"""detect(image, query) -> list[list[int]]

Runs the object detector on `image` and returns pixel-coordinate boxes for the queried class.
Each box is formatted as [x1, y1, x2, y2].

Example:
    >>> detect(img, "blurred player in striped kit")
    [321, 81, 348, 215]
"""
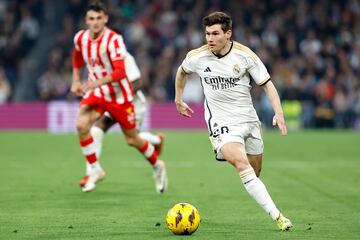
[71, 1, 167, 193]
[82, 52, 165, 189]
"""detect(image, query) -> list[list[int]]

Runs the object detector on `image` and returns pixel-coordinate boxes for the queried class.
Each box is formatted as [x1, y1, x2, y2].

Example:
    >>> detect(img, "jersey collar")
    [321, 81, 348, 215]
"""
[211, 41, 233, 59]
[88, 27, 106, 42]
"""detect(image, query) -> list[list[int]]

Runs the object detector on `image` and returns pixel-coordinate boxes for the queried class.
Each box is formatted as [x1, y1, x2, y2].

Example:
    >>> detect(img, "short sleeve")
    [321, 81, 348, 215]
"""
[72, 30, 84, 68]
[108, 34, 127, 61]
[73, 30, 84, 51]
[247, 54, 270, 86]
[181, 52, 197, 74]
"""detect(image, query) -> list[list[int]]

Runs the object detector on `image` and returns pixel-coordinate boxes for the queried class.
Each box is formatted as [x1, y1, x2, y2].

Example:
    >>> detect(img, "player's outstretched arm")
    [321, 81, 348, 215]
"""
[261, 81, 287, 136]
[175, 66, 194, 118]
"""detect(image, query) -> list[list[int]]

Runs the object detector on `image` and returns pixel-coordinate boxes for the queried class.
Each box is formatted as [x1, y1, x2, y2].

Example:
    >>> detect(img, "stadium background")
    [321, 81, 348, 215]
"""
[0, 0, 359, 131]
[1, 1, 360, 239]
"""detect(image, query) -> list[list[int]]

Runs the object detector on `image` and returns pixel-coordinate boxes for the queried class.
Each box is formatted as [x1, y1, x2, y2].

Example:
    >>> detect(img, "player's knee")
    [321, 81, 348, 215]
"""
[228, 156, 249, 172]
[76, 119, 90, 135]
[76, 125, 88, 135]
[235, 162, 250, 172]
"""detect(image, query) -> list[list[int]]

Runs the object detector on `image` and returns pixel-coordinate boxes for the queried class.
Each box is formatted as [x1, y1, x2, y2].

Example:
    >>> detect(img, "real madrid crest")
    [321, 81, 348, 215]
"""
[233, 64, 241, 74]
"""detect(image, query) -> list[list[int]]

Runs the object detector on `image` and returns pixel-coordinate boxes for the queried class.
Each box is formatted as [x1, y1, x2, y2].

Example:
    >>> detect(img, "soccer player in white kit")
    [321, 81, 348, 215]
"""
[175, 11, 293, 231]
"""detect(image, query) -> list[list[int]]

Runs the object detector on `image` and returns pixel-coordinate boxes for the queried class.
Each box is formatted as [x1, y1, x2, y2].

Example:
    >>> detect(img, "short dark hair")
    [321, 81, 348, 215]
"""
[86, 1, 107, 14]
[202, 12, 232, 32]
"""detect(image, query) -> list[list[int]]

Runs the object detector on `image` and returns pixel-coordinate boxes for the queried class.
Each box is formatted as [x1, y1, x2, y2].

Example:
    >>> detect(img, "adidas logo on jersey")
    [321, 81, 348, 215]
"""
[204, 67, 211, 72]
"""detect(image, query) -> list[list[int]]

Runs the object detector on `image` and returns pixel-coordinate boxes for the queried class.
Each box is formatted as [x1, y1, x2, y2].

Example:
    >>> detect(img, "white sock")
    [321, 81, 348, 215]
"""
[90, 126, 105, 158]
[139, 132, 161, 145]
[86, 162, 92, 176]
[153, 159, 160, 170]
[86, 126, 105, 175]
[89, 161, 101, 174]
[239, 167, 280, 220]
[86, 161, 103, 175]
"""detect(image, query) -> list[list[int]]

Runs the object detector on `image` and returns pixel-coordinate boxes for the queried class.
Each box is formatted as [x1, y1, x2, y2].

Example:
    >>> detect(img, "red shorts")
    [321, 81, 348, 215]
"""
[80, 93, 136, 129]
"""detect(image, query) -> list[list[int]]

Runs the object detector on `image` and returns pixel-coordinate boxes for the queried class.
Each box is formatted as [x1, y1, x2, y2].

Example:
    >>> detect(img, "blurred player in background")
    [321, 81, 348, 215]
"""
[81, 52, 165, 186]
[71, 1, 167, 193]
[175, 11, 293, 231]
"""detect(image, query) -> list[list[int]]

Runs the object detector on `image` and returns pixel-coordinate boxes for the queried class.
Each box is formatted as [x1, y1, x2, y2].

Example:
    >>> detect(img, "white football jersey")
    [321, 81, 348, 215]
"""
[181, 41, 270, 133]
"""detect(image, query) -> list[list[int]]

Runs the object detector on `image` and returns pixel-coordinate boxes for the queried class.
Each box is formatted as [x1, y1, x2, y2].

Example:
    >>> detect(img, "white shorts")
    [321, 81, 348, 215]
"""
[208, 121, 264, 160]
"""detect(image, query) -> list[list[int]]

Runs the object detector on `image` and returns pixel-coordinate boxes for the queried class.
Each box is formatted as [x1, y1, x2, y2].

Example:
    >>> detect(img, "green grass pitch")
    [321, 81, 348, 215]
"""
[0, 130, 359, 239]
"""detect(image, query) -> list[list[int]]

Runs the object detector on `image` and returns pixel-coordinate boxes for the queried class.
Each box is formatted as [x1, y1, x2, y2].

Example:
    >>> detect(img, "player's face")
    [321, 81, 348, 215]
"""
[85, 10, 108, 36]
[205, 24, 231, 54]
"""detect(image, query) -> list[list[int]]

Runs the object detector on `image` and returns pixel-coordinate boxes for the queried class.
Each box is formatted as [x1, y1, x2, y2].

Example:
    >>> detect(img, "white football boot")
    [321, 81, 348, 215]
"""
[153, 160, 168, 193]
[81, 168, 106, 192]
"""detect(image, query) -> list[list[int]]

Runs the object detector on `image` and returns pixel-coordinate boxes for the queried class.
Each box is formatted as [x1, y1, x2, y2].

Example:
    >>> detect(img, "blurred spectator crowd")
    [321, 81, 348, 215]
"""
[0, 0, 42, 102]
[0, 0, 359, 129]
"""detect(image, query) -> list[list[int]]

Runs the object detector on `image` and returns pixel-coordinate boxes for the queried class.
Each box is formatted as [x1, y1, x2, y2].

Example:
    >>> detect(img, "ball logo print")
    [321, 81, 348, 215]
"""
[166, 203, 201, 235]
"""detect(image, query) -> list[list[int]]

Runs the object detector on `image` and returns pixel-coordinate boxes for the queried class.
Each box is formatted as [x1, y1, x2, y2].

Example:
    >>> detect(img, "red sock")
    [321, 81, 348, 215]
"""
[138, 141, 158, 165]
[80, 137, 97, 164]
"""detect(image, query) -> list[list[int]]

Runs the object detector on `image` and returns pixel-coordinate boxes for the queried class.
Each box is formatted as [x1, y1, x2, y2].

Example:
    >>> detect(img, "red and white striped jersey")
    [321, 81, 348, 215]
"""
[73, 27, 134, 104]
